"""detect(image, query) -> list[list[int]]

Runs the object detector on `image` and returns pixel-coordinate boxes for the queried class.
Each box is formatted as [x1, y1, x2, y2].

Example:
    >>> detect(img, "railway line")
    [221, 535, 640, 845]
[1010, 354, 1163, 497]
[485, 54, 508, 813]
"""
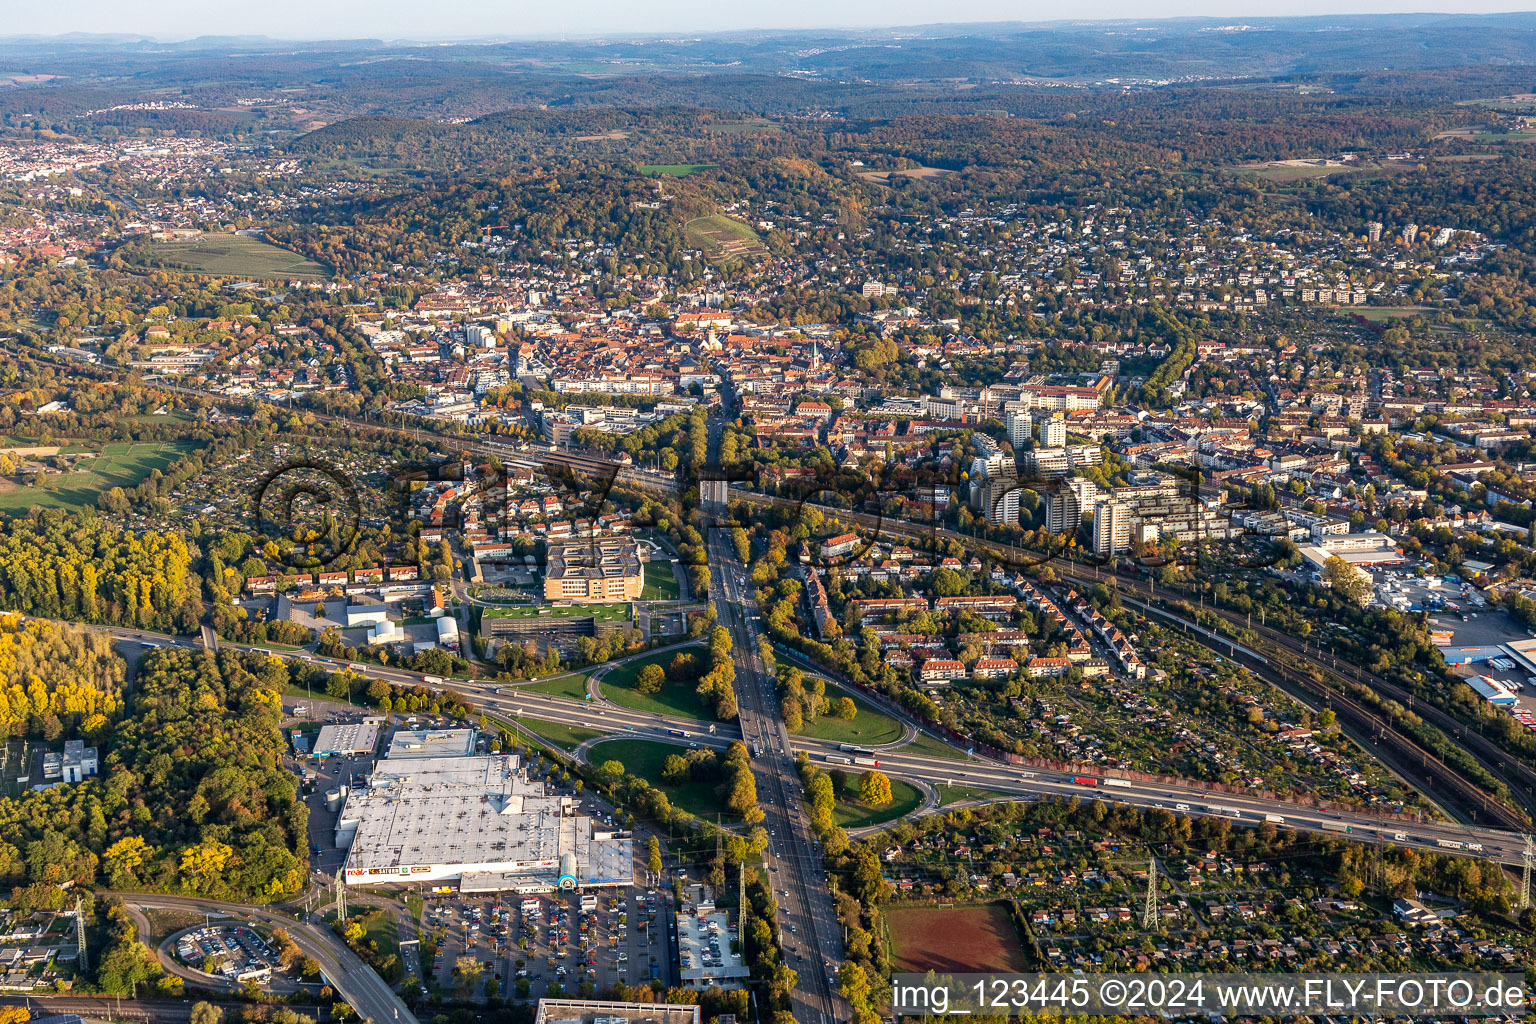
[41, 369, 1533, 833]
[707, 488, 1536, 829]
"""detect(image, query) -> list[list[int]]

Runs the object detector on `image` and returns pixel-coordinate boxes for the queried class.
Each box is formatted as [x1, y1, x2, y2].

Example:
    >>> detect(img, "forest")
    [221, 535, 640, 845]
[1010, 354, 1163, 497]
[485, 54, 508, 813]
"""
[0, 647, 308, 905]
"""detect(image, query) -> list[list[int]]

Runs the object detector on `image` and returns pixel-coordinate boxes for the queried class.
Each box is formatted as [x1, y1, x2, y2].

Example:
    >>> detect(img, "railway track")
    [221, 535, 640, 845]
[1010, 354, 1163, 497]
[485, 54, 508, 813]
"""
[57, 372, 1535, 829]
[711, 488, 1535, 828]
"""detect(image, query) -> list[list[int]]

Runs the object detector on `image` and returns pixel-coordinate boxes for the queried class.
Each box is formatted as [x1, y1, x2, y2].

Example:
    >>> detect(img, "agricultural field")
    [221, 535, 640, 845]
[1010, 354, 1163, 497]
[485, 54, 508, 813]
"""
[856, 166, 952, 185]
[683, 213, 766, 261]
[641, 163, 717, 176]
[886, 903, 1029, 974]
[1231, 159, 1376, 182]
[0, 439, 200, 513]
[130, 233, 330, 280]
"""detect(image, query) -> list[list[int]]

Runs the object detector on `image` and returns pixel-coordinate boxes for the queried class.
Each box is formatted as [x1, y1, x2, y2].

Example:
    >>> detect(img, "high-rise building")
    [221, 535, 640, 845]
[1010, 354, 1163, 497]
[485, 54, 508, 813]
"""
[1007, 409, 1033, 450]
[1046, 489, 1080, 534]
[1402, 223, 1419, 246]
[1027, 448, 1070, 478]
[1040, 414, 1067, 448]
[984, 473, 1022, 526]
[1093, 499, 1131, 556]
[1047, 479, 1102, 534]
[1367, 221, 1383, 244]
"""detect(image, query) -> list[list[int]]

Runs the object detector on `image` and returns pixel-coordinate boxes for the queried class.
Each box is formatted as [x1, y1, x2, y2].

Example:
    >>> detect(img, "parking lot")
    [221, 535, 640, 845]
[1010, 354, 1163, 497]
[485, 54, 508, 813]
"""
[174, 925, 284, 983]
[420, 887, 674, 1001]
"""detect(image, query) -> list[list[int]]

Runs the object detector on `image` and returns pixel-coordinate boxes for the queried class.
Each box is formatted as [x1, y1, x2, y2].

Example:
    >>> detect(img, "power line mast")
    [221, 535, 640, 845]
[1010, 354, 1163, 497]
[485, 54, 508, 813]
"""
[74, 894, 88, 973]
[335, 872, 348, 921]
[1141, 857, 1160, 929]
[1520, 834, 1534, 912]
[738, 861, 746, 946]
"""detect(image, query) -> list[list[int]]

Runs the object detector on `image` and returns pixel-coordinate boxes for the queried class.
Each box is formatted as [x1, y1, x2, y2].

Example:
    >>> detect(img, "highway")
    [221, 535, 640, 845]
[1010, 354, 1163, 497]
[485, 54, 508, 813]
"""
[116, 379, 1530, 828]
[88, 619, 1533, 867]
[708, 529, 846, 1024]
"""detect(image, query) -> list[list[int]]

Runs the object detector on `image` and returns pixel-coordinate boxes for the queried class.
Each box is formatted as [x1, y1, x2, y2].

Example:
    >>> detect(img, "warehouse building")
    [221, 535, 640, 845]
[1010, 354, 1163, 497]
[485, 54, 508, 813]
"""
[387, 727, 478, 759]
[337, 738, 631, 891]
[313, 720, 384, 758]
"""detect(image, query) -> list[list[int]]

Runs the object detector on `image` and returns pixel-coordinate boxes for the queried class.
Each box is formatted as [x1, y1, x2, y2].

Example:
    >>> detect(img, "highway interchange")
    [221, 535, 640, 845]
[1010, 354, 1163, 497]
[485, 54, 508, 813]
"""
[91, 619, 1535, 869]
[707, 529, 845, 1024]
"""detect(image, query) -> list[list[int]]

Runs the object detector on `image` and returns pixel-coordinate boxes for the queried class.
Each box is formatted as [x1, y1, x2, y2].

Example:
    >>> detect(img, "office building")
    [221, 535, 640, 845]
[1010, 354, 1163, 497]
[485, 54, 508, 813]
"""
[544, 536, 644, 603]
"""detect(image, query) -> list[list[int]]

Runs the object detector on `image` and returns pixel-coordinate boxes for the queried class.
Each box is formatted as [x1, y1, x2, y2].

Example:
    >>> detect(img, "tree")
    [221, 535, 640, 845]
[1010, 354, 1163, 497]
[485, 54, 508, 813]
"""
[858, 770, 893, 807]
[189, 1003, 223, 1024]
[647, 836, 663, 880]
[635, 664, 666, 695]
[660, 754, 690, 785]
[780, 695, 803, 732]
[834, 696, 857, 720]
[1322, 555, 1372, 608]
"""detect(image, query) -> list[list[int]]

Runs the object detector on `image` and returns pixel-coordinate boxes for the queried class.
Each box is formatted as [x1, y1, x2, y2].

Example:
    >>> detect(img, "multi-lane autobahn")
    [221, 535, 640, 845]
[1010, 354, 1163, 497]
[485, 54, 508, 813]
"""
[706, 530, 846, 1024]
[74, 617, 1535, 867]
[117, 377, 1536, 829]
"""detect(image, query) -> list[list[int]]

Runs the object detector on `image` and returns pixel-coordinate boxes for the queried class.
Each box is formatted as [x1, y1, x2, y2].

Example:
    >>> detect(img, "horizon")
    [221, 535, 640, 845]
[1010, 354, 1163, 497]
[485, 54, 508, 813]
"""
[4, 2, 1536, 46]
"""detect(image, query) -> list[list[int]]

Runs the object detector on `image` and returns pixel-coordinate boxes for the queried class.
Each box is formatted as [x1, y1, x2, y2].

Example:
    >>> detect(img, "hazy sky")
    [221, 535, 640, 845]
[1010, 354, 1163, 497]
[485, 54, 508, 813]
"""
[11, 0, 1536, 41]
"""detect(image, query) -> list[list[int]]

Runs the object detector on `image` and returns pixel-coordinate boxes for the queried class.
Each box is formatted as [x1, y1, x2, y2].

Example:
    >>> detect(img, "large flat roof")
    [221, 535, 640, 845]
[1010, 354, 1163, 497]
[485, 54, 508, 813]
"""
[387, 727, 478, 759]
[340, 754, 631, 884]
[314, 720, 383, 756]
[534, 1000, 699, 1024]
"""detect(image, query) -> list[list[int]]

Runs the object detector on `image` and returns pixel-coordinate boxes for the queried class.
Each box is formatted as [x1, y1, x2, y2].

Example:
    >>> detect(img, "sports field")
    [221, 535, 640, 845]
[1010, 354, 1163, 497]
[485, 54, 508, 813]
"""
[0, 440, 200, 513]
[132, 234, 330, 280]
[886, 903, 1029, 974]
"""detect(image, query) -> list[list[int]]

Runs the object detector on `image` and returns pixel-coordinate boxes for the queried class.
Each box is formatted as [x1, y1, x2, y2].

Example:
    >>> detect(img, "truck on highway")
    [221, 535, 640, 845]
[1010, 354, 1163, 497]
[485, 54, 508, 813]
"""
[1174, 803, 1191, 812]
[1321, 820, 1354, 834]
[668, 728, 686, 737]
[1103, 779, 1132, 789]
[1436, 838, 1464, 850]
[851, 756, 879, 767]
[1466, 842, 1485, 852]
[423, 675, 445, 685]
[823, 754, 854, 765]
[1264, 813, 1285, 824]
[1072, 776, 1099, 787]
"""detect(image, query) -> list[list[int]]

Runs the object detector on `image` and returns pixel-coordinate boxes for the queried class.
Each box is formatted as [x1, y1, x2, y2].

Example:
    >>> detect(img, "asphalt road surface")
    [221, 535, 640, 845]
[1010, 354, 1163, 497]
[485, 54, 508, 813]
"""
[707, 530, 846, 1024]
[91, 624, 1533, 867]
